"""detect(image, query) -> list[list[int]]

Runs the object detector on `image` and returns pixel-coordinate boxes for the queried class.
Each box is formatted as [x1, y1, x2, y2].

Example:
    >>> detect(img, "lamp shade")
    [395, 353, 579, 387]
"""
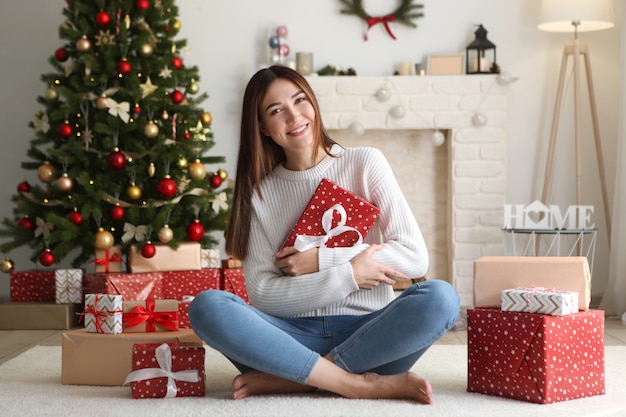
[538, 0, 614, 32]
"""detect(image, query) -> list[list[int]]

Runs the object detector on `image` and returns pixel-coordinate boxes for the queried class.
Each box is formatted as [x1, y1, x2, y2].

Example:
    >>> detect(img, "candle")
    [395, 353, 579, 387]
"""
[398, 61, 413, 75]
[296, 52, 313, 75]
[472, 58, 490, 72]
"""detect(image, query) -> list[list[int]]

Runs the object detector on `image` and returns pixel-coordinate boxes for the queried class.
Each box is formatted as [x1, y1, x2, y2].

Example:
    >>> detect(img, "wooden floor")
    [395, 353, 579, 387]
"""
[1, 314, 625, 366]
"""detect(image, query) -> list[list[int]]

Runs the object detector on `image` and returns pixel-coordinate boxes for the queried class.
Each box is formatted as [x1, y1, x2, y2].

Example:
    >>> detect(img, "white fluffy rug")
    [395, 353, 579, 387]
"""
[1, 344, 625, 417]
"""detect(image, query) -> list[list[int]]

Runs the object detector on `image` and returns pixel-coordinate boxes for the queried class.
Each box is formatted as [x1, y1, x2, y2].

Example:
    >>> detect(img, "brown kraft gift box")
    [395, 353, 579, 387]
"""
[128, 242, 202, 273]
[0, 302, 80, 330]
[61, 328, 201, 386]
[473, 256, 591, 310]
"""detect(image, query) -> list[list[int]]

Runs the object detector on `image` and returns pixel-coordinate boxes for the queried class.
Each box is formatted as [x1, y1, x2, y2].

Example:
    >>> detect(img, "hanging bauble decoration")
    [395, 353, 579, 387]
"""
[54, 47, 68, 62]
[58, 121, 73, 138]
[76, 35, 92, 52]
[170, 89, 184, 105]
[108, 148, 126, 170]
[157, 175, 177, 199]
[39, 249, 55, 267]
[188, 79, 199, 95]
[183, 130, 191, 140]
[141, 241, 156, 258]
[148, 162, 156, 178]
[431, 130, 445, 147]
[172, 57, 183, 70]
[68, 209, 83, 225]
[133, 103, 142, 115]
[94, 227, 115, 250]
[117, 58, 132, 75]
[171, 19, 181, 32]
[200, 111, 212, 126]
[177, 156, 188, 169]
[472, 113, 488, 127]
[44, 87, 59, 102]
[110, 204, 125, 221]
[157, 224, 174, 243]
[209, 172, 222, 189]
[57, 173, 74, 193]
[17, 180, 31, 192]
[135, 0, 150, 11]
[38, 161, 57, 183]
[186, 219, 205, 241]
[144, 120, 159, 138]
[126, 183, 142, 200]
[18, 216, 36, 231]
[95, 10, 111, 27]
[350, 122, 365, 136]
[217, 168, 228, 181]
[161, 110, 169, 120]
[188, 159, 206, 180]
[0, 257, 15, 274]
[96, 94, 109, 111]
[139, 43, 153, 57]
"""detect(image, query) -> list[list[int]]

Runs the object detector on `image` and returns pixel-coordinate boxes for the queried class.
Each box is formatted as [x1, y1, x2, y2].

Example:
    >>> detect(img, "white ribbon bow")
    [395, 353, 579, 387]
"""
[211, 192, 228, 214]
[294, 204, 363, 252]
[123, 343, 201, 398]
[122, 222, 148, 243]
[106, 98, 130, 123]
[34, 217, 54, 239]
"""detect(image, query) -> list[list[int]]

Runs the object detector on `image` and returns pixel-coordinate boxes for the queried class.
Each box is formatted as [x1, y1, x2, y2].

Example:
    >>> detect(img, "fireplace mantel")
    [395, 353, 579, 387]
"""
[307, 75, 509, 308]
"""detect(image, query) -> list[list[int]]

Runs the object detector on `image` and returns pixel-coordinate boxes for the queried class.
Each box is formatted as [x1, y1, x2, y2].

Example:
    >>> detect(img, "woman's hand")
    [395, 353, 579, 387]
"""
[350, 244, 407, 289]
[275, 246, 319, 276]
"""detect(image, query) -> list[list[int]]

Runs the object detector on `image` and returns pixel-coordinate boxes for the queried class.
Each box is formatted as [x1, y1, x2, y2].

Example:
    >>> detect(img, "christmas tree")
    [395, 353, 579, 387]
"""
[0, 0, 231, 271]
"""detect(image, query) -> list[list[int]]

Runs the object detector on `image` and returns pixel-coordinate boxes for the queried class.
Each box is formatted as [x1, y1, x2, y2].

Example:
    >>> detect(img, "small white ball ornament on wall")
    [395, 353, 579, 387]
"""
[350, 122, 365, 136]
[376, 87, 392, 102]
[472, 113, 488, 127]
[431, 130, 445, 147]
[389, 105, 406, 119]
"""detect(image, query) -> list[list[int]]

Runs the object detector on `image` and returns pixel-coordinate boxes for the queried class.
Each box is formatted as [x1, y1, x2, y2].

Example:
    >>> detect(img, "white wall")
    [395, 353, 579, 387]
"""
[0, 0, 621, 300]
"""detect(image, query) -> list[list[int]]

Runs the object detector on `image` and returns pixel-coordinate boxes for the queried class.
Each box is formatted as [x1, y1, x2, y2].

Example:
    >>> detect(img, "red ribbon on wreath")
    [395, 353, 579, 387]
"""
[365, 15, 396, 41]
[123, 299, 179, 332]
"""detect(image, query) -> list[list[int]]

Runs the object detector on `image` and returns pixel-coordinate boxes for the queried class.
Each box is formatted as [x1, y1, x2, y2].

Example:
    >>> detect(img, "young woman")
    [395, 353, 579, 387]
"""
[189, 65, 460, 404]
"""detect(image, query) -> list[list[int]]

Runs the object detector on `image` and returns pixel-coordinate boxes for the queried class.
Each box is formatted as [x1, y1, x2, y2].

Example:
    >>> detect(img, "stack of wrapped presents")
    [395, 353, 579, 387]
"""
[468, 256, 605, 404]
[0, 242, 249, 397]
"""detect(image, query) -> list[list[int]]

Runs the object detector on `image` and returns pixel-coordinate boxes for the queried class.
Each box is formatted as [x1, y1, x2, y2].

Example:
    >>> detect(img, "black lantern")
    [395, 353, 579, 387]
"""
[466, 24, 497, 74]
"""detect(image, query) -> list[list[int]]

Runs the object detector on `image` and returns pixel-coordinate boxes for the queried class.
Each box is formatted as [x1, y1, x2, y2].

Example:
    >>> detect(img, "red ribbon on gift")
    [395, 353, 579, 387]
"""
[123, 299, 179, 332]
[78, 294, 122, 333]
[365, 15, 396, 41]
[89, 248, 123, 273]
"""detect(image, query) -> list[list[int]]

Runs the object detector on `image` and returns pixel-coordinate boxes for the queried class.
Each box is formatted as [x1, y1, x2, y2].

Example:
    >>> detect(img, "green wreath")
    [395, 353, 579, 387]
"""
[339, 0, 424, 40]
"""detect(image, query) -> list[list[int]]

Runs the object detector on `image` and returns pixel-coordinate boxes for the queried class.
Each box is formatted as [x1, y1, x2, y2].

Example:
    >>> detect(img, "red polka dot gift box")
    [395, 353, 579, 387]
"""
[281, 178, 380, 251]
[124, 342, 205, 399]
[467, 308, 605, 404]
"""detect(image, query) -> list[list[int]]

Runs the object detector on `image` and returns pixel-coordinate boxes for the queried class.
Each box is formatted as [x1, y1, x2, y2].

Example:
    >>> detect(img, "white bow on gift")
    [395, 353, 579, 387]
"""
[294, 204, 363, 252]
[123, 343, 201, 398]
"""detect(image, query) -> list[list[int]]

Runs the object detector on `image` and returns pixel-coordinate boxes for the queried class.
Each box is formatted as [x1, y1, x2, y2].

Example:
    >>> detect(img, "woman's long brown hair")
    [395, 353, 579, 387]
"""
[224, 66, 337, 260]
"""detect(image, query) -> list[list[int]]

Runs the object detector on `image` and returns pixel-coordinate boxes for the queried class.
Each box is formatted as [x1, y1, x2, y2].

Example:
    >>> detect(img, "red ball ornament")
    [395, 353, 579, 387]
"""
[135, 0, 150, 10]
[157, 176, 177, 199]
[17, 180, 31, 192]
[108, 148, 126, 170]
[110, 204, 125, 221]
[54, 47, 68, 62]
[58, 121, 73, 138]
[117, 58, 132, 75]
[95, 10, 111, 27]
[209, 172, 223, 189]
[172, 57, 183, 70]
[18, 216, 36, 231]
[170, 89, 184, 105]
[141, 241, 156, 258]
[133, 103, 141, 115]
[68, 210, 83, 225]
[39, 249, 55, 267]
[184, 131, 191, 140]
[186, 219, 205, 241]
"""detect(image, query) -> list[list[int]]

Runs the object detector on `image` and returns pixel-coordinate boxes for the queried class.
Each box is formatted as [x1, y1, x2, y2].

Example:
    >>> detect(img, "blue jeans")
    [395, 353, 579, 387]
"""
[188, 279, 460, 385]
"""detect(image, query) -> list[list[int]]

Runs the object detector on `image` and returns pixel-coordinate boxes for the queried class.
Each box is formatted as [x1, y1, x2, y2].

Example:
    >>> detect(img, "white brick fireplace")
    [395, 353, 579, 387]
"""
[307, 75, 509, 308]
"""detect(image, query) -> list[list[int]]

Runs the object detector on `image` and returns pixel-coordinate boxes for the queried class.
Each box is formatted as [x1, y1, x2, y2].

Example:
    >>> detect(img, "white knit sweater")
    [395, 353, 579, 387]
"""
[244, 145, 429, 318]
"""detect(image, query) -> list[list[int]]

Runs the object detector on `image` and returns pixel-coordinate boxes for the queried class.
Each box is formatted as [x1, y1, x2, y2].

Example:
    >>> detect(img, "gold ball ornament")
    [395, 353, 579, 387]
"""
[188, 80, 199, 95]
[44, 87, 59, 102]
[94, 227, 115, 250]
[157, 225, 174, 243]
[1, 257, 15, 274]
[126, 184, 142, 200]
[96, 95, 109, 111]
[200, 111, 212, 126]
[144, 120, 159, 138]
[177, 156, 188, 169]
[217, 168, 228, 181]
[76, 35, 92, 52]
[57, 173, 74, 193]
[138, 43, 153, 57]
[188, 159, 207, 180]
[38, 161, 57, 183]
[171, 19, 182, 32]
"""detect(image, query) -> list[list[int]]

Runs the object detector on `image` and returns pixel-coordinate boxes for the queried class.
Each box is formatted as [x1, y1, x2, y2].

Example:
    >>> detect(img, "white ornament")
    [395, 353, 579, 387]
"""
[389, 105, 406, 119]
[472, 113, 487, 127]
[375, 87, 391, 102]
[431, 130, 445, 147]
[496, 72, 520, 86]
[350, 122, 365, 136]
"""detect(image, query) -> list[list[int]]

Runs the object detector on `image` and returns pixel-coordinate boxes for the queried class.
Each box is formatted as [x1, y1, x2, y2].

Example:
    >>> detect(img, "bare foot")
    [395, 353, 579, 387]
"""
[345, 372, 433, 404]
[231, 371, 317, 400]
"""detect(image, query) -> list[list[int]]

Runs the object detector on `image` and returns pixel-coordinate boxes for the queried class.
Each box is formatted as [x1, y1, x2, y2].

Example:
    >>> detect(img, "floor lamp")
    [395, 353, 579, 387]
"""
[538, 0, 614, 247]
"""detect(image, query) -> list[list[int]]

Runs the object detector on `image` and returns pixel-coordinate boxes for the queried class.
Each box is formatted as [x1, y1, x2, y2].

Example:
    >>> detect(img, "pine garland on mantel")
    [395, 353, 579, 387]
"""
[339, 0, 424, 40]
